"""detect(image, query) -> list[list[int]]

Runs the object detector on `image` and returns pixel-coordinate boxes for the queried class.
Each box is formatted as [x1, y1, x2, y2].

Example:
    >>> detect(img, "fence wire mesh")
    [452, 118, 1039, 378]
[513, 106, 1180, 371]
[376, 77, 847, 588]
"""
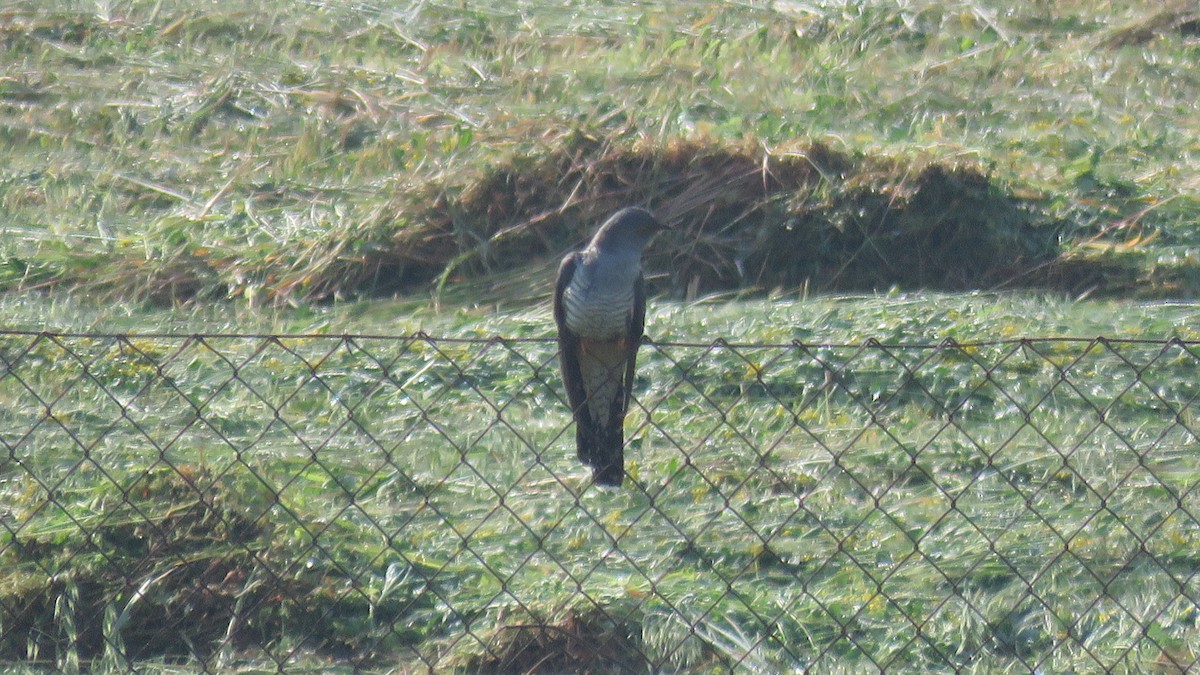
[1, 330, 1198, 672]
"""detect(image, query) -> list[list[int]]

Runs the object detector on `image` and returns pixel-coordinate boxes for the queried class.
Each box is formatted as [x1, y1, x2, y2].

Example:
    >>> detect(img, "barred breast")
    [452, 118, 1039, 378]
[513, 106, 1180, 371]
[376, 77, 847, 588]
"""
[562, 269, 635, 339]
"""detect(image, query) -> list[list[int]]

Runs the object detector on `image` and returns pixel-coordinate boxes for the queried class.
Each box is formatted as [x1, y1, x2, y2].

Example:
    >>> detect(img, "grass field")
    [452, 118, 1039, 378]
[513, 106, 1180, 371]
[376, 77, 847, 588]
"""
[3, 295, 1199, 672]
[2, 0, 1200, 672]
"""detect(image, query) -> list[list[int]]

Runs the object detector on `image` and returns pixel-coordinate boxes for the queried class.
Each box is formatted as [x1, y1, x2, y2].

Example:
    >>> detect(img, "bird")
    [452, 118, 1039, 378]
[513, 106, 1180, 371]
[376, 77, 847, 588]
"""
[554, 207, 669, 487]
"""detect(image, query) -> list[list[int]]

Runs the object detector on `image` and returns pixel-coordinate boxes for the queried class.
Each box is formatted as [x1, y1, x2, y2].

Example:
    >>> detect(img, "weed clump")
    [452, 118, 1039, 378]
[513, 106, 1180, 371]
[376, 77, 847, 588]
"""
[0, 467, 325, 665]
[462, 607, 644, 674]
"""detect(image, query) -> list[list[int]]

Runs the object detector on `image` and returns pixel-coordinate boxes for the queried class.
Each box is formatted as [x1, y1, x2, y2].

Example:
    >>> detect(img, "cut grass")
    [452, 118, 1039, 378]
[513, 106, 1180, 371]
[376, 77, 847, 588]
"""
[2, 294, 1198, 671]
[2, 1, 1198, 305]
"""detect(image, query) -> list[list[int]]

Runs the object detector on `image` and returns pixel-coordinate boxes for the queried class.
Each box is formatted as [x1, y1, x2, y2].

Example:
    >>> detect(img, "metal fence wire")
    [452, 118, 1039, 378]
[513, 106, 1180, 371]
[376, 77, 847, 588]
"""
[1, 330, 1199, 673]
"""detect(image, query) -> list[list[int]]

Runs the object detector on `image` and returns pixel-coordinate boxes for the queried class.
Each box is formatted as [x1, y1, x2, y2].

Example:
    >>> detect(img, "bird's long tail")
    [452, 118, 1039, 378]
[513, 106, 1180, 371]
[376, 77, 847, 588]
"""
[574, 346, 629, 487]
[568, 341, 628, 482]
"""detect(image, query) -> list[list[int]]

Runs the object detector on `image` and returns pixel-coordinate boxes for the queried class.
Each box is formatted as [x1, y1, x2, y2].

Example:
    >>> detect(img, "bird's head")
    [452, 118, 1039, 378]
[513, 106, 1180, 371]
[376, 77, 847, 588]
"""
[589, 207, 670, 253]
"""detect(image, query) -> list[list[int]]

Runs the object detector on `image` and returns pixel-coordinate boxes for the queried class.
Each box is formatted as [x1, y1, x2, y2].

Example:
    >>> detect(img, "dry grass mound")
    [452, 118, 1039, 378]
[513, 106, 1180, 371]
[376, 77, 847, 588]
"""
[365, 135, 1068, 302]
[0, 467, 355, 666]
[10, 132, 1175, 306]
[463, 607, 644, 674]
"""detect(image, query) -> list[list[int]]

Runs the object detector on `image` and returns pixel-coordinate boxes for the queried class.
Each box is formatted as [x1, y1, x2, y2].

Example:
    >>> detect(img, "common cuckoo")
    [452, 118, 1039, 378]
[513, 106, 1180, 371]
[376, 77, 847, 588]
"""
[554, 207, 667, 487]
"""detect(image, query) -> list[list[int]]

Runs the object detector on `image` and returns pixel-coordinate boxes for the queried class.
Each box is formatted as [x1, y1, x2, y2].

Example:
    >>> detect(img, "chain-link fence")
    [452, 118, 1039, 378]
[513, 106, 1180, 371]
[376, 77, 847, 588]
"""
[1, 330, 1198, 672]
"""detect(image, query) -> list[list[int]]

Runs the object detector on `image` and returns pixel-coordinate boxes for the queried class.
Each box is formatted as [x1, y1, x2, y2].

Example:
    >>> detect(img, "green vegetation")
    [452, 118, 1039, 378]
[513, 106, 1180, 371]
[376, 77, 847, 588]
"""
[2, 295, 1199, 671]
[2, 0, 1199, 671]
[1, 0, 1198, 305]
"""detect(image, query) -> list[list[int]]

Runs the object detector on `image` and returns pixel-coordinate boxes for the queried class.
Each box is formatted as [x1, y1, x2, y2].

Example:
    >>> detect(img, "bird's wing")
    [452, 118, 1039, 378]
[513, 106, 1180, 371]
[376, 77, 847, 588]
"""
[621, 272, 646, 414]
[554, 253, 587, 414]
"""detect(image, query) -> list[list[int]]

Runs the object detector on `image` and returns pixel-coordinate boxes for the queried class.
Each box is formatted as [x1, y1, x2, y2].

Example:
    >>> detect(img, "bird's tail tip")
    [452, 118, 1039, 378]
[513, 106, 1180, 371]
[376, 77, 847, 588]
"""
[591, 464, 624, 487]
[576, 423, 625, 487]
